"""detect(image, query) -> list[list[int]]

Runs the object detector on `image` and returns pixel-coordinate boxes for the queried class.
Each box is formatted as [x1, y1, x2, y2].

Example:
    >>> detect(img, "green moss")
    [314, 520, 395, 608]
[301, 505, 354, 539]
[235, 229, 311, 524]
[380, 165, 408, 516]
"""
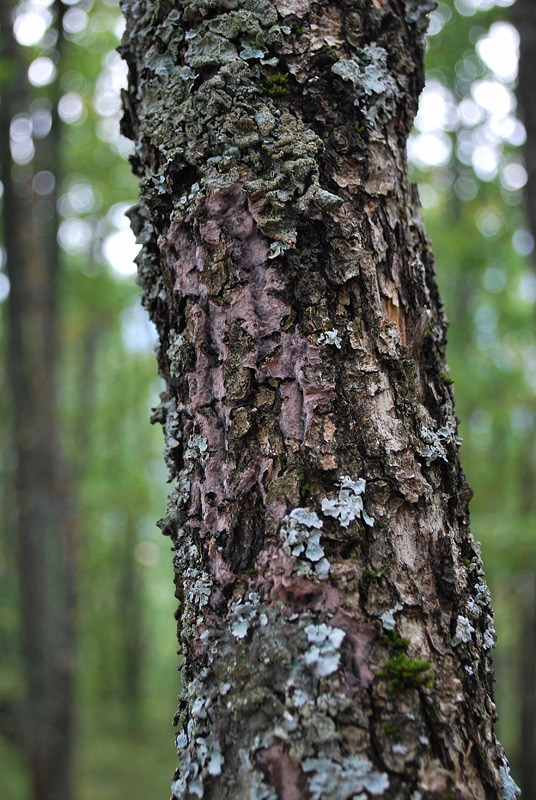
[383, 722, 398, 738]
[353, 122, 364, 142]
[440, 370, 455, 386]
[264, 72, 289, 96]
[300, 481, 311, 503]
[362, 569, 378, 581]
[293, 22, 303, 35]
[379, 629, 410, 650]
[462, 557, 471, 571]
[377, 653, 434, 692]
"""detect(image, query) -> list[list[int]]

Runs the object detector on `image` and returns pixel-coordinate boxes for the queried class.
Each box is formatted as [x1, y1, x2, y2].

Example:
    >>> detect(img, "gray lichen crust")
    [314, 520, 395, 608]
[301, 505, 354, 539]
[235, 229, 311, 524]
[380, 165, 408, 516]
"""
[120, 0, 515, 797]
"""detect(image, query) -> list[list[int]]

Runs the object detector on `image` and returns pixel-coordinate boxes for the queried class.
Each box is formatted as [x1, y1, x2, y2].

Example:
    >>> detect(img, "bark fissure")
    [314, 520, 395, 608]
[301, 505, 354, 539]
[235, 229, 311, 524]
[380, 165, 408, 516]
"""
[121, 0, 516, 797]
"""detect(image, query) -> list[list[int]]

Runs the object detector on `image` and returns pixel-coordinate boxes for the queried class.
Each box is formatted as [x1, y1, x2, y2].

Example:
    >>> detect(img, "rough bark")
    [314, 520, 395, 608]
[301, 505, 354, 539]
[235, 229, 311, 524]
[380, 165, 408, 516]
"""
[0, 3, 76, 798]
[120, 1, 517, 797]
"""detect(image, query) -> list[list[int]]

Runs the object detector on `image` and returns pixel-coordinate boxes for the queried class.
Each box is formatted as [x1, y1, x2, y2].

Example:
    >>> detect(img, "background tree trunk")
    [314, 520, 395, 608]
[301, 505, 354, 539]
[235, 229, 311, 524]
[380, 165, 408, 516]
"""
[121, 0, 517, 797]
[0, 3, 76, 798]
[511, 0, 536, 794]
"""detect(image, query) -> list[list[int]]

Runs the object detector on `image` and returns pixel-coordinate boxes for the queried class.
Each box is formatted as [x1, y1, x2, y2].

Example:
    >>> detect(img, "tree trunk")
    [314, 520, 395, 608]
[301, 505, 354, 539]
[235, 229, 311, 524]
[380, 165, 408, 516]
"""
[0, 3, 76, 798]
[120, 1, 517, 797]
[511, 1, 536, 795]
[514, 0, 536, 261]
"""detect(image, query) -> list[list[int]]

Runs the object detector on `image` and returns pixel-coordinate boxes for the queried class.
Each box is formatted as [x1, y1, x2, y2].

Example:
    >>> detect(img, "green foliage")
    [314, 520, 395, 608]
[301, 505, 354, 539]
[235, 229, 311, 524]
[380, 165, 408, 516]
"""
[411, 1, 536, 770]
[0, 1, 179, 796]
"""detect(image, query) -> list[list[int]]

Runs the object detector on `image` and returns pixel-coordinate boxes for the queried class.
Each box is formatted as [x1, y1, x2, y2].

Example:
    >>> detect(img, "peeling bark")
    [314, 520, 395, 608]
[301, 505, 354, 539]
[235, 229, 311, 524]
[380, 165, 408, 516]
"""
[120, 1, 517, 797]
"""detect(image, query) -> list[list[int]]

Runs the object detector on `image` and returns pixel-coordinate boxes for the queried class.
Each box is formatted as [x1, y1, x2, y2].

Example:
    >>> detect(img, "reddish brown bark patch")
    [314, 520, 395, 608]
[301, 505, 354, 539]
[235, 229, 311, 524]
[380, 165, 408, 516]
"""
[331, 610, 376, 689]
[258, 744, 309, 800]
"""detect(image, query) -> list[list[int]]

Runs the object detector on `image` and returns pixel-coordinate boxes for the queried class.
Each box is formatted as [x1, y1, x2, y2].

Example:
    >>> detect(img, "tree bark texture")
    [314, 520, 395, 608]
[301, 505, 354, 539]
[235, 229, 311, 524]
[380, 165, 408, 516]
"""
[0, 3, 75, 799]
[120, 1, 517, 798]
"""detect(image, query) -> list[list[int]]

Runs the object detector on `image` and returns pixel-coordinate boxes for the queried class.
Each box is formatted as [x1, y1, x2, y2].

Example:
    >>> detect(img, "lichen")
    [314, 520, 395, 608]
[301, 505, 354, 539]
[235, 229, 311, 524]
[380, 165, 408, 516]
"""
[304, 623, 345, 678]
[451, 615, 475, 647]
[167, 329, 185, 375]
[280, 506, 330, 578]
[331, 43, 398, 126]
[230, 593, 262, 638]
[321, 475, 373, 527]
[302, 755, 389, 799]
[317, 329, 342, 349]
[419, 421, 455, 465]
[184, 433, 209, 461]
[499, 756, 521, 800]
[380, 603, 403, 631]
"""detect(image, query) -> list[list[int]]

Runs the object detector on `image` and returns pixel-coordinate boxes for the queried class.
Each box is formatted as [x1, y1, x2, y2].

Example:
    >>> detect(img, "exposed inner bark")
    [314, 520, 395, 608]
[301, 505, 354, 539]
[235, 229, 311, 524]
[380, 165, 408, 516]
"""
[120, 0, 517, 798]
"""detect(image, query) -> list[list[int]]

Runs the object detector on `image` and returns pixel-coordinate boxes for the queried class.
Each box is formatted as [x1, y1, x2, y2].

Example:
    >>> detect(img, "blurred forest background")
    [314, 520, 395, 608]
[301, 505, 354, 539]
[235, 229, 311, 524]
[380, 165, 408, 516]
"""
[0, 0, 534, 797]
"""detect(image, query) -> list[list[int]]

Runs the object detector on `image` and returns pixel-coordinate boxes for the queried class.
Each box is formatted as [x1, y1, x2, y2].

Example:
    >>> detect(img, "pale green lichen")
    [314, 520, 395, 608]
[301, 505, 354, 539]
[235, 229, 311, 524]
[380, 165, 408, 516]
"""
[331, 43, 398, 125]
[167, 329, 185, 375]
[184, 434, 209, 461]
[303, 755, 389, 799]
[304, 623, 345, 678]
[321, 476, 374, 528]
[185, 31, 238, 68]
[380, 603, 403, 631]
[240, 41, 266, 60]
[452, 615, 475, 647]
[280, 507, 330, 578]
[317, 329, 342, 349]
[499, 756, 521, 800]
[419, 422, 454, 464]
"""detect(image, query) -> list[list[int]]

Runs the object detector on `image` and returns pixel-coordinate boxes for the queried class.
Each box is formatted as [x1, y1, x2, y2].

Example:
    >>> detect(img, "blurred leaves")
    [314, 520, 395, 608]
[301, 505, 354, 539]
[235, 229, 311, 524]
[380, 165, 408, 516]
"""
[0, 0, 177, 796]
[410, 0, 536, 770]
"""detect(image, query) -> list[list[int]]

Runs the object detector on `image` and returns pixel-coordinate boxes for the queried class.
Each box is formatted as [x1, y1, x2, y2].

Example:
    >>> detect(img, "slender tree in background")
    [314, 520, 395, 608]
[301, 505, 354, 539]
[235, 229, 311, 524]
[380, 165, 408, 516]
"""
[511, 0, 536, 796]
[120, 0, 520, 797]
[0, 2, 75, 799]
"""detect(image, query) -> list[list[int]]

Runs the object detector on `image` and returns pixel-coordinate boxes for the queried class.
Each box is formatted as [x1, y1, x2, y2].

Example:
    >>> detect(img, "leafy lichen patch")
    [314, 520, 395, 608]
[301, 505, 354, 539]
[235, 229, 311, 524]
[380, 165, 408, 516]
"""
[331, 44, 398, 126]
[280, 506, 330, 578]
[499, 757, 521, 800]
[304, 623, 345, 677]
[303, 754, 389, 799]
[321, 475, 373, 528]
